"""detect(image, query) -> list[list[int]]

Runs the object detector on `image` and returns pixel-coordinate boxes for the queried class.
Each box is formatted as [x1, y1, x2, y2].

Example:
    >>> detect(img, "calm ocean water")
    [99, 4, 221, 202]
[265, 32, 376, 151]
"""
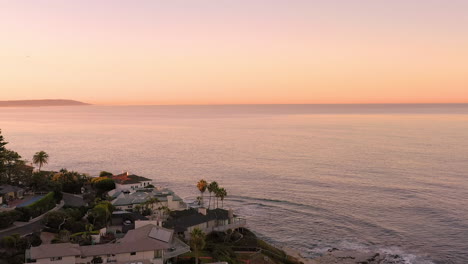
[1, 104, 468, 264]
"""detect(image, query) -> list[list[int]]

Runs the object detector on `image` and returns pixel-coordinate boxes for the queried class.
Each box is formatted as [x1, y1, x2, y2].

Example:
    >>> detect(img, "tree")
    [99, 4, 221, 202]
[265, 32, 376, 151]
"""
[218, 187, 227, 208]
[43, 210, 69, 230]
[33, 151, 49, 171]
[207, 181, 218, 209]
[2, 149, 22, 183]
[53, 170, 89, 194]
[88, 201, 114, 228]
[92, 178, 116, 195]
[197, 179, 208, 207]
[58, 229, 71, 242]
[214, 187, 221, 208]
[0, 129, 7, 152]
[0, 131, 25, 184]
[99, 171, 113, 177]
[1, 236, 17, 248]
[189, 228, 206, 264]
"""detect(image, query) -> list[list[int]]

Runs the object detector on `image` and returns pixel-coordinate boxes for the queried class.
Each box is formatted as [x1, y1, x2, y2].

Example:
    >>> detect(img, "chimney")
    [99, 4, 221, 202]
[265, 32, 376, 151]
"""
[228, 208, 234, 219]
[198, 207, 207, 215]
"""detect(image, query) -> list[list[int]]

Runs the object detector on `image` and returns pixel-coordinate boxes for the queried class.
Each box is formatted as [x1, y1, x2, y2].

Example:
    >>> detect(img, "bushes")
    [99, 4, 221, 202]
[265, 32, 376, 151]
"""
[15, 192, 56, 221]
[53, 190, 63, 203]
[99, 171, 113, 177]
[43, 210, 69, 229]
[93, 178, 116, 194]
[0, 210, 22, 228]
[1, 232, 42, 264]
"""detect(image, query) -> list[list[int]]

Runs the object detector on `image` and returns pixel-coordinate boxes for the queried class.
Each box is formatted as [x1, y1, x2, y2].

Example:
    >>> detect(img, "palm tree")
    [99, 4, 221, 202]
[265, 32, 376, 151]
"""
[214, 187, 221, 208]
[189, 228, 206, 264]
[197, 179, 207, 207]
[33, 151, 49, 171]
[218, 187, 227, 208]
[207, 181, 218, 209]
[145, 197, 161, 218]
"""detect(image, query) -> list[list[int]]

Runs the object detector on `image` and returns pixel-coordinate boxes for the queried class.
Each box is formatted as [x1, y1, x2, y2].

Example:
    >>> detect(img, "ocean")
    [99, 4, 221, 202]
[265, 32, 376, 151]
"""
[1, 104, 467, 264]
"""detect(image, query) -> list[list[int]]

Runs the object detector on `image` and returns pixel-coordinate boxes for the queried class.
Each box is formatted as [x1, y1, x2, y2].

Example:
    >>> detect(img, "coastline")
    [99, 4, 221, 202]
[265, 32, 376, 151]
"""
[282, 246, 316, 264]
[282, 246, 410, 264]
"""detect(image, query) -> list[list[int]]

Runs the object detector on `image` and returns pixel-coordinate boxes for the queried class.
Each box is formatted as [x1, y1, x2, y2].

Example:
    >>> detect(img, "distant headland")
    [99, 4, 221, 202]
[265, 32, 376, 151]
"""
[0, 99, 90, 107]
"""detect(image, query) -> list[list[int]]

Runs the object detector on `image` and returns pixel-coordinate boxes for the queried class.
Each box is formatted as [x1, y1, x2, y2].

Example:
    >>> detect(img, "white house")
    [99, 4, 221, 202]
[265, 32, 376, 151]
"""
[111, 188, 186, 213]
[111, 172, 153, 191]
[27, 225, 190, 264]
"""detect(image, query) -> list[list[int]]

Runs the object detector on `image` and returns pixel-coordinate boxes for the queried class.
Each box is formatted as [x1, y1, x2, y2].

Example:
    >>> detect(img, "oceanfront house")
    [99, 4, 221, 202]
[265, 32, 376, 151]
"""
[26, 224, 190, 264]
[0, 184, 24, 204]
[112, 172, 154, 191]
[164, 208, 247, 239]
[111, 211, 149, 233]
[111, 188, 186, 213]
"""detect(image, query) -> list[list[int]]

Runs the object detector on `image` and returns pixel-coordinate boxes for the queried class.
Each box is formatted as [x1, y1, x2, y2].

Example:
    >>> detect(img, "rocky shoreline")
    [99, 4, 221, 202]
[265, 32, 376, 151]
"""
[283, 247, 408, 264]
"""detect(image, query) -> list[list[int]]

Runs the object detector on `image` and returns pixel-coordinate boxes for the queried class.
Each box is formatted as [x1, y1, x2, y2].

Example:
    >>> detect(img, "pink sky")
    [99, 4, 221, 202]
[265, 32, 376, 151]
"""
[1, 0, 467, 105]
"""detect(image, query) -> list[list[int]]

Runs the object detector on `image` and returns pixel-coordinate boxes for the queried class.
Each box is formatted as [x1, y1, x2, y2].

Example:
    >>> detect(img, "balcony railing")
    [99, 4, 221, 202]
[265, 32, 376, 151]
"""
[212, 218, 247, 232]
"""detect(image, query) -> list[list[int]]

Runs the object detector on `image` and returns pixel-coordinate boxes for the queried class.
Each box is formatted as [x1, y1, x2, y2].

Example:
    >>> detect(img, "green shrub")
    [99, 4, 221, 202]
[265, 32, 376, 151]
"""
[0, 210, 22, 228]
[15, 192, 56, 220]
[94, 178, 116, 195]
[53, 191, 63, 203]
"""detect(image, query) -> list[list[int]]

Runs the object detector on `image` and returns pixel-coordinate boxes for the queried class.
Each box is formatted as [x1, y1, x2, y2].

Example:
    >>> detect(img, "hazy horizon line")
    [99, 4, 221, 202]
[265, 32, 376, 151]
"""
[3, 99, 468, 107]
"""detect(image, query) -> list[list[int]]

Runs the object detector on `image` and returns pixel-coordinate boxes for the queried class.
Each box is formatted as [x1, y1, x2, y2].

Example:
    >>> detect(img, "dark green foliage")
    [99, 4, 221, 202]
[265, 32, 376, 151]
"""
[30, 171, 57, 192]
[51, 238, 62, 244]
[0, 232, 42, 264]
[64, 207, 86, 221]
[211, 244, 239, 264]
[15, 192, 56, 220]
[53, 169, 90, 194]
[33, 150, 49, 171]
[94, 178, 116, 194]
[64, 219, 86, 233]
[43, 210, 69, 229]
[0, 129, 7, 151]
[53, 190, 63, 203]
[0, 130, 31, 185]
[99, 171, 113, 177]
[87, 201, 114, 229]
[145, 184, 155, 188]
[0, 210, 22, 228]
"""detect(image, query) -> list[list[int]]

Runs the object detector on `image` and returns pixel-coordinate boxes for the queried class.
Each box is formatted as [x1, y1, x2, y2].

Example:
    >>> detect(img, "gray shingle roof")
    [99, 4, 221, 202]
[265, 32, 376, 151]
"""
[30, 225, 175, 260]
[30, 243, 81, 259]
[0, 184, 23, 194]
[112, 188, 182, 206]
[164, 208, 230, 232]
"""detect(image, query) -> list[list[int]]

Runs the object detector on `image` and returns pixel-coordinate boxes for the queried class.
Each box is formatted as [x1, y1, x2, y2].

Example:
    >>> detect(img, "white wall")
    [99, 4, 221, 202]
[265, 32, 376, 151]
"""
[135, 220, 161, 229]
[36, 255, 76, 264]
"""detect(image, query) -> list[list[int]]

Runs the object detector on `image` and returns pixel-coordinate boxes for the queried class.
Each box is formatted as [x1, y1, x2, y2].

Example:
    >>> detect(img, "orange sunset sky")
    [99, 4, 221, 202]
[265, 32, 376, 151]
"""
[1, 0, 467, 105]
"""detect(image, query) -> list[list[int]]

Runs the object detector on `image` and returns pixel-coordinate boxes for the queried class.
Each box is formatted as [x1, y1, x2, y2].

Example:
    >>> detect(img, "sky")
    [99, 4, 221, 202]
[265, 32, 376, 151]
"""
[1, 0, 467, 105]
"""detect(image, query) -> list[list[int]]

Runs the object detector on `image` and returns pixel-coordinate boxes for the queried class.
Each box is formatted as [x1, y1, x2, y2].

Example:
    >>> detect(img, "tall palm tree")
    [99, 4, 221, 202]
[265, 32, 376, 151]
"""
[207, 181, 218, 209]
[197, 179, 207, 207]
[214, 187, 222, 208]
[218, 188, 227, 208]
[189, 228, 206, 264]
[33, 151, 49, 171]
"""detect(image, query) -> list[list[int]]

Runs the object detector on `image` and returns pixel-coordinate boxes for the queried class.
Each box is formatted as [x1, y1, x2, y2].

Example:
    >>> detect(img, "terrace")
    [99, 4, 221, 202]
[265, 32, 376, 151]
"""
[213, 217, 247, 232]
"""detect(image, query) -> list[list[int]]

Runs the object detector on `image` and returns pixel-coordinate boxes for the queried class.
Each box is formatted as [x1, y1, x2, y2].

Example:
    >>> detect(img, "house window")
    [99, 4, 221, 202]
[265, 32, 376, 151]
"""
[50, 257, 62, 261]
[154, 250, 162, 258]
[130, 252, 136, 255]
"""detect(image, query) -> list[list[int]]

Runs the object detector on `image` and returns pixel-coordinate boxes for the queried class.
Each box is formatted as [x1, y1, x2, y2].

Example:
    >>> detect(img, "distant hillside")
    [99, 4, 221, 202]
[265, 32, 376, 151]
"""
[0, 99, 90, 107]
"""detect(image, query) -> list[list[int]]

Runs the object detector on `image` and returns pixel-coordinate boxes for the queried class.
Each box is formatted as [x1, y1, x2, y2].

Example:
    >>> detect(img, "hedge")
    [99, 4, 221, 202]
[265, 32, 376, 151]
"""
[0, 210, 22, 228]
[15, 192, 56, 221]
